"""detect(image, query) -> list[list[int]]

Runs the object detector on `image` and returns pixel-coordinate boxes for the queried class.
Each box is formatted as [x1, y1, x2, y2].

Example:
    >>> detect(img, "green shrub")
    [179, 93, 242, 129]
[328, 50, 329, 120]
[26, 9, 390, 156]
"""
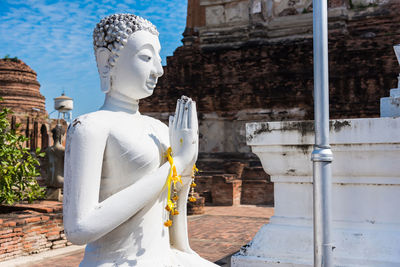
[3, 55, 20, 63]
[0, 98, 45, 204]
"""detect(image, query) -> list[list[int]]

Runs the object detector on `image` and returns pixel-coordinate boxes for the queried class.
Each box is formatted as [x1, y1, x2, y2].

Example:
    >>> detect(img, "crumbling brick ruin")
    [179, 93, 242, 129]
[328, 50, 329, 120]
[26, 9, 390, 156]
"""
[141, 0, 400, 206]
[0, 58, 49, 150]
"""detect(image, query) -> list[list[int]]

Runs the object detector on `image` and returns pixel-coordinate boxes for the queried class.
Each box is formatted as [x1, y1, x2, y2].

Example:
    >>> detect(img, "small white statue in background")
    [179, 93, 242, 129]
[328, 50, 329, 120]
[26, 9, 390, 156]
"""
[63, 14, 217, 267]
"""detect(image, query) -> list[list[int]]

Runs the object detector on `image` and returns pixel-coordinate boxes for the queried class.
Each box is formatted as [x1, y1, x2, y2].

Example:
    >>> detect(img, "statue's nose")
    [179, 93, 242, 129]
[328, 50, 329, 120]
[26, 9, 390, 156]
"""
[152, 59, 164, 78]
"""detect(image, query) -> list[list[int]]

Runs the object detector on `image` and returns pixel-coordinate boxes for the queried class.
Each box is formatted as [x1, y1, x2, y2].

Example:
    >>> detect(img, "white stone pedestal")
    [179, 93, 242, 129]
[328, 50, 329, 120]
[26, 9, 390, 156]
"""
[232, 117, 400, 267]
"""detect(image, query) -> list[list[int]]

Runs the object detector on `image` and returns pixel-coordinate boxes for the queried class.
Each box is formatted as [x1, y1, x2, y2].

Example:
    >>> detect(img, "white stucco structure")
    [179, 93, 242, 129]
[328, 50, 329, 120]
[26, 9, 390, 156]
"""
[381, 45, 400, 118]
[232, 117, 400, 266]
[381, 87, 400, 117]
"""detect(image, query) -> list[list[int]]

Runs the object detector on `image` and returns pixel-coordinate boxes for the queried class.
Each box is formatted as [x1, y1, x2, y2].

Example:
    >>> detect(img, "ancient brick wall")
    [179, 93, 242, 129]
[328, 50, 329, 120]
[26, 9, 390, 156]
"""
[0, 202, 71, 262]
[143, 2, 400, 119]
[141, 1, 400, 206]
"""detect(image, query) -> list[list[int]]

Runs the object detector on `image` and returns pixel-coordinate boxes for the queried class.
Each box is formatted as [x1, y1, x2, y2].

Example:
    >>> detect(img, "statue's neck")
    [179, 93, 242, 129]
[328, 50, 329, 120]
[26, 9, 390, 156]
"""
[101, 92, 140, 114]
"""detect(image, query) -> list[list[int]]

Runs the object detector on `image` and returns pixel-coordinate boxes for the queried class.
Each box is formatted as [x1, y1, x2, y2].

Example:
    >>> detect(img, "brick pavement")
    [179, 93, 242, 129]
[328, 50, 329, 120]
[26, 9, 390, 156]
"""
[11, 205, 273, 267]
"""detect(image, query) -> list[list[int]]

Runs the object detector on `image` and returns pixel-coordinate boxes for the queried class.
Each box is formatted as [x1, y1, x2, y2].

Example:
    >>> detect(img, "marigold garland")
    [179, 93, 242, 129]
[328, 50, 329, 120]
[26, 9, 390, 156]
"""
[188, 165, 198, 203]
[163, 147, 199, 227]
[164, 147, 181, 227]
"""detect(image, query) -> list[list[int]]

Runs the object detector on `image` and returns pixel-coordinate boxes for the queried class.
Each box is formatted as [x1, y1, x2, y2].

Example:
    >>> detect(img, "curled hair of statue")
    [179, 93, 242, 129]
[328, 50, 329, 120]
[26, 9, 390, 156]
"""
[51, 124, 65, 145]
[93, 13, 159, 67]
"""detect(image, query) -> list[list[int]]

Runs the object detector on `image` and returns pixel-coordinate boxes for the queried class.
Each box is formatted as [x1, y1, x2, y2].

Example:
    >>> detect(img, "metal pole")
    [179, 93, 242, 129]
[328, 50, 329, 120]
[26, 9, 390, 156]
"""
[312, 0, 334, 266]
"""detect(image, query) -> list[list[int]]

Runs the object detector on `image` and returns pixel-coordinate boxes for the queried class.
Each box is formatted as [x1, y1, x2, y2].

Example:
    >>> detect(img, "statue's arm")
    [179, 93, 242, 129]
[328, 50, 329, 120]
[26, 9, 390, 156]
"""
[168, 97, 199, 254]
[63, 119, 171, 245]
[169, 176, 197, 254]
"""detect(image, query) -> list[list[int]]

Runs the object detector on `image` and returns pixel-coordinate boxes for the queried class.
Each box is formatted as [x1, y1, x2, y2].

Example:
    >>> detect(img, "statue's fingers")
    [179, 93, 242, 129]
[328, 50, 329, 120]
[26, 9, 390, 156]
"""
[182, 100, 190, 129]
[173, 99, 180, 129]
[169, 115, 174, 129]
[187, 100, 193, 129]
[175, 99, 181, 129]
[192, 101, 198, 130]
[177, 99, 184, 129]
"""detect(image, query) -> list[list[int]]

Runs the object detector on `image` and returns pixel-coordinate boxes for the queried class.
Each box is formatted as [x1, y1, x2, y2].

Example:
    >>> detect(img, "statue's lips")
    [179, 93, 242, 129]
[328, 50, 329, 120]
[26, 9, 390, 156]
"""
[146, 81, 156, 89]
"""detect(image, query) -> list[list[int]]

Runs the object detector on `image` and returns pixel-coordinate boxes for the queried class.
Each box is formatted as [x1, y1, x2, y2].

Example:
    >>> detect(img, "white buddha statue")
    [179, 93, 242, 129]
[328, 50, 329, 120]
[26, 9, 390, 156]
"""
[63, 14, 218, 267]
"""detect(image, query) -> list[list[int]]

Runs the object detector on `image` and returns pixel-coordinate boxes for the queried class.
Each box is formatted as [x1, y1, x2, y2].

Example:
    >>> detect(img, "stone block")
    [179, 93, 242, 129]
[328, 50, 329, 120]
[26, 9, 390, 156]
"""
[211, 175, 242, 206]
[241, 166, 270, 181]
[223, 161, 245, 177]
[352, 0, 378, 6]
[241, 180, 273, 205]
[205, 5, 225, 26]
[225, 1, 249, 23]
[195, 175, 213, 203]
[46, 188, 63, 201]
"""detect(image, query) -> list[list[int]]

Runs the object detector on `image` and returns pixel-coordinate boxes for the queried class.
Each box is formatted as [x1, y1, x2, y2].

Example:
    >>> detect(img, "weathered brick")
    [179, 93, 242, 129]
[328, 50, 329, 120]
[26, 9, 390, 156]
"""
[25, 226, 42, 233]
[0, 233, 19, 239]
[0, 229, 12, 236]
[3, 242, 18, 249]
[15, 219, 26, 226]
[0, 238, 12, 244]
[23, 235, 44, 242]
[52, 239, 67, 245]
[51, 243, 66, 249]
[41, 216, 50, 222]
[23, 243, 32, 249]
[25, 216, 41, 223]
[3, 221, 16, 227]
[46, 232, 60, 241]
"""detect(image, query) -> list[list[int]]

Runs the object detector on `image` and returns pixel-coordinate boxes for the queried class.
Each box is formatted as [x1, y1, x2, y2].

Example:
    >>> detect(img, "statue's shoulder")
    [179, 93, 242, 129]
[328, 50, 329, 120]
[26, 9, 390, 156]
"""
[141, 115, 169, 145]
[141, 114, 168, 132]
[67, 111, 111, 137]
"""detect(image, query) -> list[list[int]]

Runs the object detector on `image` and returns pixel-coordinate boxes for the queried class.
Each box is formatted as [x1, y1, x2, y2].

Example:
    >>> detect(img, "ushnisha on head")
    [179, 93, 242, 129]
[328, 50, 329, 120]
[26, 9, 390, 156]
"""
[93, 14, 158, 67]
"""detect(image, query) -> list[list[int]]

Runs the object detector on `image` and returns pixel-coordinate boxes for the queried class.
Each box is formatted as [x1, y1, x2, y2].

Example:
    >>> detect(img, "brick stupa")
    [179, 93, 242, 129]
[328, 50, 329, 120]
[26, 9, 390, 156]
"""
[0, 58, 49, 149]
[0, 58, 46, 114]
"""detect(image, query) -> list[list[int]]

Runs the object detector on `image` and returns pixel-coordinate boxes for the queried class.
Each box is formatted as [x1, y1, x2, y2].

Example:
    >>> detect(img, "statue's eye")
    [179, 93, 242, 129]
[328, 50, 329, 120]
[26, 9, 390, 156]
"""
[139, 54, 152, 62]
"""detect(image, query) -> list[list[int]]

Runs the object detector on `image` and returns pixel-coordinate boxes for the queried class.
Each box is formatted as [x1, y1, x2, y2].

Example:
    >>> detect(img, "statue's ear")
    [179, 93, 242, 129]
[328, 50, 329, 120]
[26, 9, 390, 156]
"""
[95, 47, 112, 93]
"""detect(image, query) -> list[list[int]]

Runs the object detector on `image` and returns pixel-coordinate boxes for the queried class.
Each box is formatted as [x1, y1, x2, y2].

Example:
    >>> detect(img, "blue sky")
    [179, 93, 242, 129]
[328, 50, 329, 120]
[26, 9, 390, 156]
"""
[0, 0, 188, 117]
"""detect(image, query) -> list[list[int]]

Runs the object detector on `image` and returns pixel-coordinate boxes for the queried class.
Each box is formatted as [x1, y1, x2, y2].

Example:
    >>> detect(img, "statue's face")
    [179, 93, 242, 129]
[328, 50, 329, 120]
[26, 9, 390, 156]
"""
[111, 30, 163, 100]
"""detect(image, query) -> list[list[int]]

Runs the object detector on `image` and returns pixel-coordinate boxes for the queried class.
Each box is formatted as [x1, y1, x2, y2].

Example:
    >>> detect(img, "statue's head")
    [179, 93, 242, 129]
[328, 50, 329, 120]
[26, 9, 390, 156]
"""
[52, 124, 65, 145]
[93, 14, 163, 99]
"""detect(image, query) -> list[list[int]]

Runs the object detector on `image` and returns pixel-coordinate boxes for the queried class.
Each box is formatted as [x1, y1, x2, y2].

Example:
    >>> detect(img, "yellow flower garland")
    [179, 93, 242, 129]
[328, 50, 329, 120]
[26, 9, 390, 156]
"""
[163, 147, 198, 227]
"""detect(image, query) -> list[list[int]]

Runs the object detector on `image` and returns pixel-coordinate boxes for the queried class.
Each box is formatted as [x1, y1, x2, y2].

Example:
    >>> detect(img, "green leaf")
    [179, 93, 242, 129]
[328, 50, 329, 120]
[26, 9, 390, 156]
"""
[0, 104, 45, 205]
